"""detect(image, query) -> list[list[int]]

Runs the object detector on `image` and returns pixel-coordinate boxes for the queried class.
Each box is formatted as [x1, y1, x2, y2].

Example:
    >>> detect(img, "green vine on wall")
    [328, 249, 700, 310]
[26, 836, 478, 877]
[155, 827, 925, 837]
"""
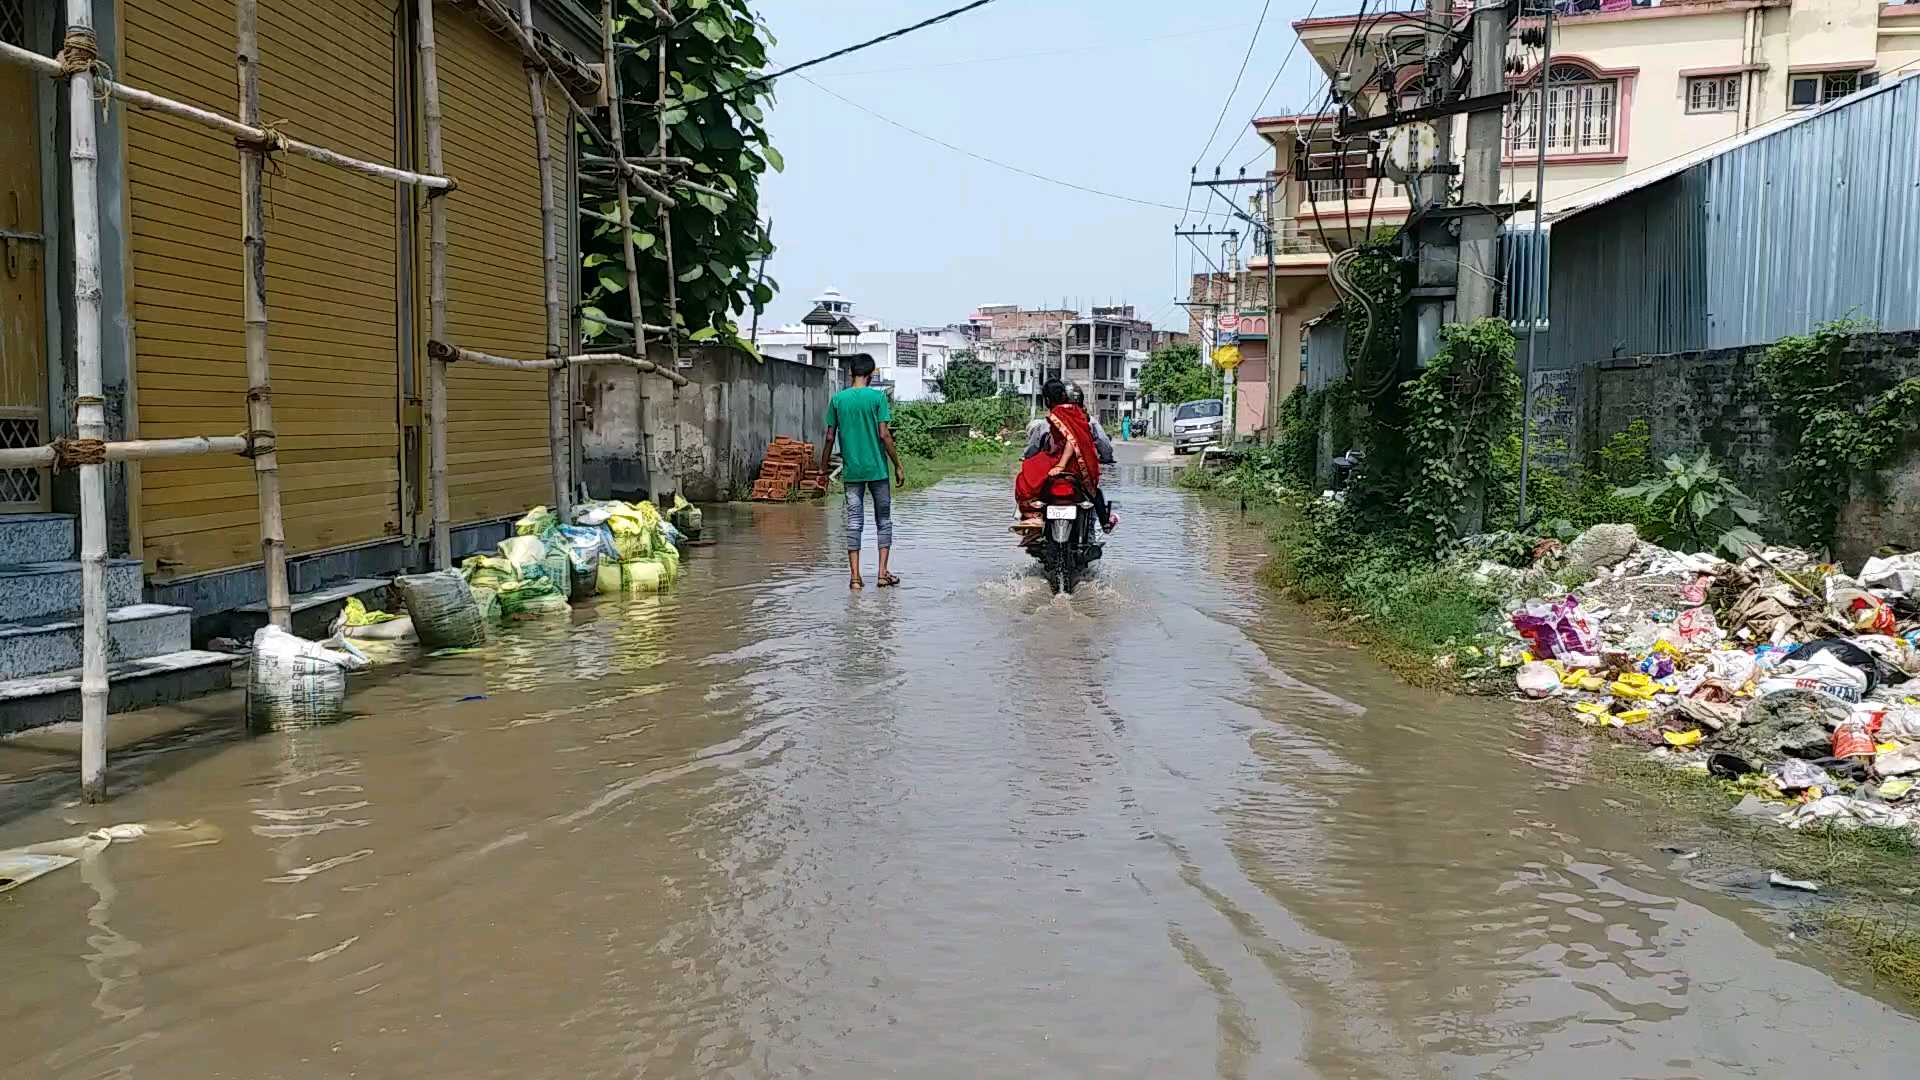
[1759, 320, 1920, 547]
[1400, 319, 1523, 548]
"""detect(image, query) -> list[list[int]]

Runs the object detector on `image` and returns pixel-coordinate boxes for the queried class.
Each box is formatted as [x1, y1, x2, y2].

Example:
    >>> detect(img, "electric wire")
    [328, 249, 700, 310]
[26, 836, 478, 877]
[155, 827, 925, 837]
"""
[1213, 0, 1323, 170]
[815, 20, 1253, 77]
[796, 76, 1188, 211]
[1191, 0, 1278, 169]
[720, 0, 1003, 101]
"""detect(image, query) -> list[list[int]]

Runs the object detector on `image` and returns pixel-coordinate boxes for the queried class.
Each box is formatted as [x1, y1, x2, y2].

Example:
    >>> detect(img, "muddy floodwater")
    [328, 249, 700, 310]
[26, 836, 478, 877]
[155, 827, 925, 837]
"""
[4, 460, 1920, 1079]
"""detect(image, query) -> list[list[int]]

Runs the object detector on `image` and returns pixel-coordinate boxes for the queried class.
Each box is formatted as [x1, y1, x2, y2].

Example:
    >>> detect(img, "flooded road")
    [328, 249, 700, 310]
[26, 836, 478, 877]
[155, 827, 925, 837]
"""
[4, 461, 1920, 1078]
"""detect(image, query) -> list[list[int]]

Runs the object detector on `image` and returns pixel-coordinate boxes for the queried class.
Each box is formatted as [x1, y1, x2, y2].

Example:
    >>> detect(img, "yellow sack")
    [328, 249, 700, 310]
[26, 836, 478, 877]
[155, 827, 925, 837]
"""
[1610, 673, 1657, 701]
[1663, 729, 1703, 747]
[622, 559, 667, 592]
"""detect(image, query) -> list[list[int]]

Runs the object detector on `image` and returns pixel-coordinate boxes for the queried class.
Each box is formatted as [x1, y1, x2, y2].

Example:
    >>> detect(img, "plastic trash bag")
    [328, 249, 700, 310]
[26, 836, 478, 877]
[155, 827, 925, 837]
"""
[1517, 660, 1560, 698]
[331, 597, 415, 642]
[395, 570, 487, 649]
[1767, 758, 1832, 792]
[1859, 554, 1920, 595]
[1511, 597, 1598, 660]
[247, 625, 366, 729]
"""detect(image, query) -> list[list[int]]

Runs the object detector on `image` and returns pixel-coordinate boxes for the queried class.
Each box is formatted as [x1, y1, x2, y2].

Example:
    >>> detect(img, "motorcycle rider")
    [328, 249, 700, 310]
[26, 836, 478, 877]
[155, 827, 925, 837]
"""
[1023, 383, 1115, 465]
[1020, 380, 1117, 532]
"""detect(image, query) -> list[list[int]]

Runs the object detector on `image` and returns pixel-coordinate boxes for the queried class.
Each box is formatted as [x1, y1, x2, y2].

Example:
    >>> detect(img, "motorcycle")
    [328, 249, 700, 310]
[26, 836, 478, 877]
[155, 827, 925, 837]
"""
[1020, 472, 1108, 595]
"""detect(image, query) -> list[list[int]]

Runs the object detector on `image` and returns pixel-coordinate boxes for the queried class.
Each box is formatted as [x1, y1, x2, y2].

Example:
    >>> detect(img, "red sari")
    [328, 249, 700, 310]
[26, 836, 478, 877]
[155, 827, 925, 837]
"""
[1015, 404, 1101, 514]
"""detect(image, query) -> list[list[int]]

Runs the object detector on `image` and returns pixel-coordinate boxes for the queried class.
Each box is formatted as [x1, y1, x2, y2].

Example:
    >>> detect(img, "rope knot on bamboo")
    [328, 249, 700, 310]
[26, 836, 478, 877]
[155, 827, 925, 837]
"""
[57, 28, 98, 74]
[241, 430, 276, 459]
[50, 437, 107, 472]
[238, 122, 291, 154]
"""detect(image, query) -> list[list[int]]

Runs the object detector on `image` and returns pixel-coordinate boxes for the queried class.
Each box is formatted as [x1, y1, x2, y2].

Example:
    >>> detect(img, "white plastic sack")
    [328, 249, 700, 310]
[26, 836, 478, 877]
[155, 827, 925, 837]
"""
[247, 626, 363, 728]
[395, 570, 487, 649]
[1516, 661, 1560, 699]
[1779, 795, 1916, 831]
[1859, 554, 1920, 595]
[339, 615, 415, 641]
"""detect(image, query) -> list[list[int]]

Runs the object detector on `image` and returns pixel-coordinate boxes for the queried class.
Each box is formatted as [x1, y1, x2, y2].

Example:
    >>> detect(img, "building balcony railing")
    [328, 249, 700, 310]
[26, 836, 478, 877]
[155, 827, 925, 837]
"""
[1299, 177, 1408, 210]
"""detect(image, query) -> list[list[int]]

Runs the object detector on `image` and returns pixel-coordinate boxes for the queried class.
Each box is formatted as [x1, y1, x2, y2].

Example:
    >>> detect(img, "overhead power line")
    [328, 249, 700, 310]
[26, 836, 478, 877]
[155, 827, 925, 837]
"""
[796, 76, 1188, 211]
[1216, 0, 1323, 169]
[1191, 0, 1278, 168]
[811, 21, 1254, 78]
[734, 0, 1002, 97]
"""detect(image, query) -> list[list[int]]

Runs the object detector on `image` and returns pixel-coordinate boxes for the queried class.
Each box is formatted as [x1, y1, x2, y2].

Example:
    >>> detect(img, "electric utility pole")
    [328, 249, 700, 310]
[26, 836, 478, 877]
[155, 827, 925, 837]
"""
[1457, 0, 1513, 320]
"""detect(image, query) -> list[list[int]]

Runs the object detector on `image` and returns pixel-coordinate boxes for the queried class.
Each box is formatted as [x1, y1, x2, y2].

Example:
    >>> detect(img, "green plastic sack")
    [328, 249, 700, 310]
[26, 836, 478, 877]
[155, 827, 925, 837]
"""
[341, 597, 401, 627]
[514, 506, 558, 537]
[514, 590, 571, 616]
[653, 545, 680, 586]
[461, 555, 518, 592]
[495, 575, 561, 616]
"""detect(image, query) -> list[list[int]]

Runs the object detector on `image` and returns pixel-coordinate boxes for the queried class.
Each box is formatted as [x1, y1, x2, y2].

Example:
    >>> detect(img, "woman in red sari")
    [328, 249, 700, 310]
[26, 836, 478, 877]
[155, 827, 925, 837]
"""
[1015, 379, 1102, 525]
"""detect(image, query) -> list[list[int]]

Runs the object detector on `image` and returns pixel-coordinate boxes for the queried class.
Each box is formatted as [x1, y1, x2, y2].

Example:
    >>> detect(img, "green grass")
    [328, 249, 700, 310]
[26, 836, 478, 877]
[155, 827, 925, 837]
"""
[1601, 750, 1920, 997]
[896, 438, 1018, 491]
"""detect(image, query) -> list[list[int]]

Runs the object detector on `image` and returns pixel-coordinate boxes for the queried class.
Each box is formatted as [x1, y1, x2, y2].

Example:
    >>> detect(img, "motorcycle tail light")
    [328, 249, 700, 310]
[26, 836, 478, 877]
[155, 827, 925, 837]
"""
[1047, 478, 1077, 499]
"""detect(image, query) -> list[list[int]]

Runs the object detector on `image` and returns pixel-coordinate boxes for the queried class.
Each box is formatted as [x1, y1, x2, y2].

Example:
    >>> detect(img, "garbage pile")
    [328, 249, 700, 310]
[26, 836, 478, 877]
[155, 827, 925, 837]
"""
[1504, 527, 1920, 834]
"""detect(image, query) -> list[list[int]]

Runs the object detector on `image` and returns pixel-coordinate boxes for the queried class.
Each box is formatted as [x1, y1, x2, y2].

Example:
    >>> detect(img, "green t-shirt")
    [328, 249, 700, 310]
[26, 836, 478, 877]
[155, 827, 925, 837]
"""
[826, 385, 893, 483]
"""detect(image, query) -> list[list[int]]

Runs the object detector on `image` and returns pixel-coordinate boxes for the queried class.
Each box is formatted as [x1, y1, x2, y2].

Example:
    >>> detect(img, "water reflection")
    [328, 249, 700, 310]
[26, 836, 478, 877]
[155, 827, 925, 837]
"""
[0, 471, 1916, 1077]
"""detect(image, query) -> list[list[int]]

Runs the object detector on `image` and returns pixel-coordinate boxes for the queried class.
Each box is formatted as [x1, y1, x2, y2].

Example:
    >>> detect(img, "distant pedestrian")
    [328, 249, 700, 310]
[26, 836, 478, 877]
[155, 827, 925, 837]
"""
[1121, 414, 1131, 441]
[819, 354, 905, 590]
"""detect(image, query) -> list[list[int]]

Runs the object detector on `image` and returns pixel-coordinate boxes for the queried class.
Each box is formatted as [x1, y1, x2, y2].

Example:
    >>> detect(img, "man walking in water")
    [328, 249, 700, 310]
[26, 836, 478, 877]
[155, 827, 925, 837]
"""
[819, 354, 905, 590]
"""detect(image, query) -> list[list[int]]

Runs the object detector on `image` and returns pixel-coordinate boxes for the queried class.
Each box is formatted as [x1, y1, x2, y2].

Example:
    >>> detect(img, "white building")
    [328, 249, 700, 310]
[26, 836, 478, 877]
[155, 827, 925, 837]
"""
[753, 288, 966, 402]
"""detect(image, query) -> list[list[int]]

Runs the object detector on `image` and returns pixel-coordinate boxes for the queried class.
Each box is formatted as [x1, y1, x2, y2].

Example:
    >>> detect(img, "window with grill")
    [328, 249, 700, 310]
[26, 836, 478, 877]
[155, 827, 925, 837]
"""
[1686, 75, 1740, 114]
[1790, 70, 1873, 110]
[1508, 63, 1619, 157]
[0, 0, 26, 47]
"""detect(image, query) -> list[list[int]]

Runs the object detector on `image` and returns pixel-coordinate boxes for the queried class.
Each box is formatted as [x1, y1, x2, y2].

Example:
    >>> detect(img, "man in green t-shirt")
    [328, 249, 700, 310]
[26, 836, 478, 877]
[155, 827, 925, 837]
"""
[819, 354, 905, 590]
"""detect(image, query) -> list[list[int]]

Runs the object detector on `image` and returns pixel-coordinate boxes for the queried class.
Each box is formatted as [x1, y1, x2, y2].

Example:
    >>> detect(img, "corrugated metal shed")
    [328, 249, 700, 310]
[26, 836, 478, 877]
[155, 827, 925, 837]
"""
[1547, 71, 1920, 369]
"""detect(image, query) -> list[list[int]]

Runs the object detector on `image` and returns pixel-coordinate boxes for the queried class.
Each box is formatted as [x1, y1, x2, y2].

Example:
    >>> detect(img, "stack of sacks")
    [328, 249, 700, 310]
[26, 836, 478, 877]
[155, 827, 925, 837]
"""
[573, 499, 682, 594]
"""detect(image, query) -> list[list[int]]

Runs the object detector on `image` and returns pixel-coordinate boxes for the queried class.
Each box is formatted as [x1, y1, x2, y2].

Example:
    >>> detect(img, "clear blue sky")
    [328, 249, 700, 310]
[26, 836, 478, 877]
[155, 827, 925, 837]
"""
[753, 0, 1327, 332]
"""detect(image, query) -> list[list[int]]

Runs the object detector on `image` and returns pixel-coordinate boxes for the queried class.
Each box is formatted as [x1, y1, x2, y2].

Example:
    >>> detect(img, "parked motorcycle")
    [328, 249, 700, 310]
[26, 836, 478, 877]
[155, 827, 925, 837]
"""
[1020, 472, 1108, 595]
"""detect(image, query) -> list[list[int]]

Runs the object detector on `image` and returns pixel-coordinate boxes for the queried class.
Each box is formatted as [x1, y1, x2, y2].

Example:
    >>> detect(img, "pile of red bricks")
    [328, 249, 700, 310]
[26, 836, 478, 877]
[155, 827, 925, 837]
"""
[750, 437, 826, 500]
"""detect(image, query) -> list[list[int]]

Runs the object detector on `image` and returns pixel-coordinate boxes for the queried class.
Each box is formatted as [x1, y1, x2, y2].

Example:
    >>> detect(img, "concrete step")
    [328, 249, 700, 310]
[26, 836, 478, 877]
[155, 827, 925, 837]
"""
[0, 559, 144, 623]
[0, 513, 76, 563]
[230, 578, 394, 641]
[0, 650, 241, 737]
[0, 603, 193, 680]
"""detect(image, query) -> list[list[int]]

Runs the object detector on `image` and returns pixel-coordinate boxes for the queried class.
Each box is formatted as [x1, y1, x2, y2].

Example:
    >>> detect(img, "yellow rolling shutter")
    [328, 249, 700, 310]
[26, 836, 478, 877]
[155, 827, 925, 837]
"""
[437, 10, 559, 524]
[125, 0, 403, 577]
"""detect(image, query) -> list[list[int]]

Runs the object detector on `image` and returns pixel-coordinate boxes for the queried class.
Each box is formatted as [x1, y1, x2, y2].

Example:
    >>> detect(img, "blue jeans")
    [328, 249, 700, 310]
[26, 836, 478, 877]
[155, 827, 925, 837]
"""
[845, 479, 894, 552]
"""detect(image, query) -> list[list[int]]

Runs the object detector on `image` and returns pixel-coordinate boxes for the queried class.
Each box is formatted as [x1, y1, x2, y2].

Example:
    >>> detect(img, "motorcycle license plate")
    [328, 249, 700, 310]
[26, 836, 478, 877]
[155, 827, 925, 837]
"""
[1045, 505, 1077, 520]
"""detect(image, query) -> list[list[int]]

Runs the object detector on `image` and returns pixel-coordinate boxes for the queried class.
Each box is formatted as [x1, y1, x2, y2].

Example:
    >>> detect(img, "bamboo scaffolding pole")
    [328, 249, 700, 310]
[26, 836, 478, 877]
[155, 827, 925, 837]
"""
[573, 304, 677, 337]
[0, 436, 250, 470]
[237, 0, 290, 632]
[417, 0, 452, 569]
[656, 26, 686, 501]
[518, 0, 571, 521]
[601, 0, 657, 486]
[66, 0, 109, 803]
[0, 40, 450, 190]
[428, 341, 688, 385]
